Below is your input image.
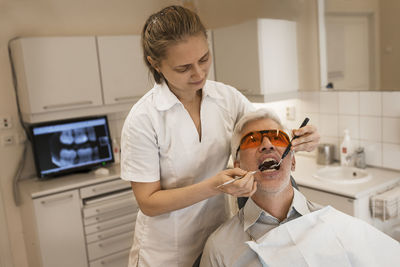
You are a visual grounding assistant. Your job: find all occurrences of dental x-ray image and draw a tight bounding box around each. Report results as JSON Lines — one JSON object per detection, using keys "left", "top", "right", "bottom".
{"left": 30, "top": 116, "right": 114, "bottom": 179}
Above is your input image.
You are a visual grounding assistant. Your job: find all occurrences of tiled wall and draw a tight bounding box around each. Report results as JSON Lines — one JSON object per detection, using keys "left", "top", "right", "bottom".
{"left": 295, "top": 91, "right": 400, "bottom": 170}
{"left": 109, "top": 91, "right": 400, "bottom": 171}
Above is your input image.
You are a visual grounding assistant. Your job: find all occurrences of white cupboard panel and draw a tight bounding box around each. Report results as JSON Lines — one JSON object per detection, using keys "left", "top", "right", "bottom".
{"left": 33, "top": 190, "right": 87, "bottom": 267}
{"left": 10, "top": 37, "right": 103, "bottom": 114}
{"left": 97, "top": 35, "right": 152, "bottom": 105}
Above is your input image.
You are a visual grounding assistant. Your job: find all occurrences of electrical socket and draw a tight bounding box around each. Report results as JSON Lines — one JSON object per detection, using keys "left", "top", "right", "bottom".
{"left": 286, "top": 106, "right": 296, "bottom": 121}
{"left": 0, "top": 115, "right": 12, "bottom": 129}
{"left": 1, "top": 135, "right": 15, "bottom": 146}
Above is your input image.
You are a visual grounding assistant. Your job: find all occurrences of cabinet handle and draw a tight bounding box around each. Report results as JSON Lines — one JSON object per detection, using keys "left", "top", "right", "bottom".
{"left": 41, "top": 194, "right": 73, "bottom": 205}
{"left": 95, "top": 202, "right": 134, "bottom": 214}
{"left": 114, "top": 96, "right": 137, "bottom": 102}
{"left": 98, "top": 232, "right": 132, "bottom": 248}
{"left": 91, "top": 183, "right": 128, "bottom": 194}
{"left": 100, "top": 251, "right": 129, "bottom": 265}
{"left": 43, "top": 100, "right": 93, "bottom": 110}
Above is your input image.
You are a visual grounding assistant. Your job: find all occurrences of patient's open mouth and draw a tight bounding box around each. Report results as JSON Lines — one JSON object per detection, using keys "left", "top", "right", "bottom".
{"left": 258, "top": 158, "right": 280, "bottom": 171}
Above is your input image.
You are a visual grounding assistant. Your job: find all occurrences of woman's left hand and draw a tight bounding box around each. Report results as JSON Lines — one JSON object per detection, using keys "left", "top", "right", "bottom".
{"left": 290, "top": 124, "right": 320, "bottom": 152}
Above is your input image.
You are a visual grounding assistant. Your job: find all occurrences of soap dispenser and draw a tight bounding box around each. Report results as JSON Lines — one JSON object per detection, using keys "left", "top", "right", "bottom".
{"left": 340, "top": 129, "right": 352, "bottom": 166}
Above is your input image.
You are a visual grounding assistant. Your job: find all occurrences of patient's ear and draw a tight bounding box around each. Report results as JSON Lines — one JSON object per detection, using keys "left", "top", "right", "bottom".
{"left": 234, "top": 161, "right": 240, "bottom": 168}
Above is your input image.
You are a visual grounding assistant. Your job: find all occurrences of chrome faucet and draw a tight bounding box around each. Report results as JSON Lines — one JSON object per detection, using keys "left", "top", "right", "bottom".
{"left": 346, "top": 147, "right": 367, "bottom": 169}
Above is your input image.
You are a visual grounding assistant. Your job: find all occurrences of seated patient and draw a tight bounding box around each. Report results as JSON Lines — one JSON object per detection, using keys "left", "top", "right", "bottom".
{"left": 200, "top": 108, "right": 399, "bottom": 267}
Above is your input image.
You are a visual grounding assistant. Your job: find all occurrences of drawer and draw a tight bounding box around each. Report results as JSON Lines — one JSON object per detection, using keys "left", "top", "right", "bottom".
{"left": 85, "top": 212, "right": 137, "bottom": 235}
{"left": 81, "top": 179, "right": 131, "bottom": 199}
{"left": 84, "top": 206, "right": 137, "bottom": 226}
{"left": 83, "top": 192, "right": 136, "bottom": 218}
{"left": 89, "top": 249, "right": 130, "bottom": 267}
{"left": 87, "top": 230, "right": 134, "bottom": 261}
{"left": 86, "top": 221, "right": 135, "bottom": 243}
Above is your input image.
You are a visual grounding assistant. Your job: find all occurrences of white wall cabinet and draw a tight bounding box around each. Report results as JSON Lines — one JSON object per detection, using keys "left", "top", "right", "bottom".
{"left": 213, "top": 19, "right": 299, "bottom": 102}
{"left": 33, "top": 190, "right": 88, "bottom": 267}
{"left": 97, "top": 35, "right": 152, "bottom": 105}
{"left": 10, "top": 36, "right": 148, "bottom": 123}
{"left": 10, "top": 37, "right": 103, "bottom": 116}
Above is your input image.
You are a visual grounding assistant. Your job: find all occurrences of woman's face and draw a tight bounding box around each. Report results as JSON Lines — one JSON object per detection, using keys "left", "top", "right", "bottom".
{"left": 157, "top": 33, "right": 212, "bottom": 95}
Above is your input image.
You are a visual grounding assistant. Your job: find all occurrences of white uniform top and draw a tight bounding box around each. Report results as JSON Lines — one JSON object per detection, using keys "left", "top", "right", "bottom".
{"left": 121, "top": 80, "right": 254, "bottom": 267}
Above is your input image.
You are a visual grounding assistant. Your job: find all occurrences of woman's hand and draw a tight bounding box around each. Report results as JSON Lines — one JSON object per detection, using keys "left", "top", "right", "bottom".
{"left": 212, "top": 168, "right": 257, "bottom": 197}
{"left": 291, "top": 124, "right": 320, "bottom": 152}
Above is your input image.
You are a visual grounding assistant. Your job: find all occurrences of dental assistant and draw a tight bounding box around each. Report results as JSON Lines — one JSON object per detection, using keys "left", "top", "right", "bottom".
{"left": 120, "top": 5, "right": 320, "bottom": 267}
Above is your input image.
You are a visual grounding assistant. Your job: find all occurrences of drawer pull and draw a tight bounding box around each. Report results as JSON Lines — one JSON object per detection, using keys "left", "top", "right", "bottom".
{"left": 114, "top": 96, "right": 137, "bottom": 102}
{"left": 95, "top": 202, "right": 134, "bottom": 214}
{"left": 43, "top": 100, "right": 93, "bottom": 110}
{"left": 100, "top": 251, "right": 129, "bottom": 265}
{"left": 91, "top": 183, "right": 129, "bottom": 194}
{"left": 98, "top": 234, "right": 131, "bottom": 248}
{"left": 41, "top": 194, "right": 73, "bottom": 205}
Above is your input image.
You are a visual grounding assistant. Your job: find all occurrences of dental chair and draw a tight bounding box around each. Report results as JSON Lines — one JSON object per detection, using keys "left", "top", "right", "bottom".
{"left": 192, "top": 176, "right": 299, "bottom": 267}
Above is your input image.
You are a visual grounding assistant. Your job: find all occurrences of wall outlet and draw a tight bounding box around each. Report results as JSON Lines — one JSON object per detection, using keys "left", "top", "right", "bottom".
{"left": 1, "top": 135, "right": 15, "bottom": 146}
{"left": 286, "top": 106, "right": 296, "bottom": 121}
{"left": 0, "top": 115, "right": 12, "bottom": 129}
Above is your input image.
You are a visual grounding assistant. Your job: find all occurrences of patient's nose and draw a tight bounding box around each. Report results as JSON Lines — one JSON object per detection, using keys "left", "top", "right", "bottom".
{"left": 259, "top": 136, "right": 274, "bottom": 152}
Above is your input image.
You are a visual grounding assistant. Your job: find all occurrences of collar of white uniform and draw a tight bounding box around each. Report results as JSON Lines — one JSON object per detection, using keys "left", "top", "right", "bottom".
{"left": 243, "top": 188, "right": 311, "bottom": 232}
{"left": 154, "top": 80, "right": 222, "bottom": 111}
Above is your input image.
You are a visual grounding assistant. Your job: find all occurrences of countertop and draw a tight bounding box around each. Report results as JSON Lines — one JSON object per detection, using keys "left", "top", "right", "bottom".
{"left": 19, "top": 156, "right": 400, "bottom": 200}
{"left": 19, "top": 164, "right": 125, "bottom": 199}
{"left": 294, "top": 155, "right": 400, "bottom": 199}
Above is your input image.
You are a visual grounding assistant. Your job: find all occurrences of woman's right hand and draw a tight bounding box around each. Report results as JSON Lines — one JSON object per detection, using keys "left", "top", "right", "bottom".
{"left": 212, "top": 168, "right": 257, "bottom": 197}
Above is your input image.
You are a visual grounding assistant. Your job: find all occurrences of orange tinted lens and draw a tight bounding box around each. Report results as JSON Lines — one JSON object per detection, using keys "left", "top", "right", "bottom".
{"left": 265, "top": 130, "right": 290, "bottom": 147}
{"left": 239, "top": 132, "right": 263, "bottom": 150}
{"left": 239, "top": 130, "right": 290, "bottom": 150}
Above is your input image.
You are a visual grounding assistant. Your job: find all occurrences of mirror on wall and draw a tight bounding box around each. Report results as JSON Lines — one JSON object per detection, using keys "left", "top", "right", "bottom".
{"left": 318, "top": 0, "right": 400, "bottom": 91}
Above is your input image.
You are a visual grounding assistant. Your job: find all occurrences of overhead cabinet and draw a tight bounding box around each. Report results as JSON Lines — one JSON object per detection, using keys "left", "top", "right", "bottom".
{"left": 213, "top": 19, "right": 299, "bottom": 102}
{"left": 10, "top": 37, "right": 103, "bottom": 117}
{"left": 97, "top": 35, "right": 151, "bottom": 105}
{"left": 10, "top": 36, "right": 152, "bottom": 123}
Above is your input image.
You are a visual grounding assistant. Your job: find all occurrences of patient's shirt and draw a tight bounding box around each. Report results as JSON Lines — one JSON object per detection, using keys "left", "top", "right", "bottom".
{"left": 200, "top": 189, "right": 400, "bottom": 267}
{"left": 200, "top": 188, "right": 320, "bottom": 267}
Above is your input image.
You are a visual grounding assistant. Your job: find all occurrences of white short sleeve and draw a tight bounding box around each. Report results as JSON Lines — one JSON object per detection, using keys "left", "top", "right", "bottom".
{"left": 120, "top": 105, "right": 160, "bottom": 183}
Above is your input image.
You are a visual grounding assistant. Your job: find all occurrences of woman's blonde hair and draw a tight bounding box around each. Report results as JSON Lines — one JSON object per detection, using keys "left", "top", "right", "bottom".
{"left": 141, "top": 5, "right": 207, "bottom": 84}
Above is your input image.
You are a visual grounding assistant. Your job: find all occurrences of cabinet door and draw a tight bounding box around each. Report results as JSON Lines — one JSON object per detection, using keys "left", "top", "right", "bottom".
{"left": 298, "top": 186, "right": 355, "bottom": 216}
{"left": 33, "top": 190, "right": 87, "bottom": 267}
{"left": 97, "top": 35, "right": 152, "bottom": 105}
{"left": 11, "top": 37, "right": 103, "bottom": 113}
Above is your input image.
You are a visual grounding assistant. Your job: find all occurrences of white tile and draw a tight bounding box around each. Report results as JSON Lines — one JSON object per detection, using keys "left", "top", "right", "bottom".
{"left": 382, "top": 143, "right": 400, "bottom": 170}
{"left": 338, "top": 92, "right": 359, "bottom": 115}
{"left": 359, "top": 116, "right": 382, "bottom": 142}
{"left": 382, "top": 117, "right": 400, "bottom": 144}
{"left": 382, "top": 92, "right": 400, "bottom": 117}
{"left": 299, "top": 92, "right": 319, "bottom": 113}
{"left": 359, "top": 92, "right": 381, "bottom": 116}
{"left": 338, "top": 115, "right": 359, "bottom": 139}
{"left": 320, "top": 92, "right": 338, "bottom": 114}
{"left": 320, "top": 114, "right": 338, "bottom": 137}
{"left": 359, "top": 140, "right": 382, "bottom": 167}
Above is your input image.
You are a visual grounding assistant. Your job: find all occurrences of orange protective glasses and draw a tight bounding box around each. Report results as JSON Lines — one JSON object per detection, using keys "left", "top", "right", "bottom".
{"left": 236, "top": 129, "right": 290, "bottom": 156}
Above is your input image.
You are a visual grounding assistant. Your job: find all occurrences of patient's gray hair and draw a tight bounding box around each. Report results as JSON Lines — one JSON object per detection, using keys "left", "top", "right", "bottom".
{"left": 231, "top": 108, "right": 285, "bottom": 162}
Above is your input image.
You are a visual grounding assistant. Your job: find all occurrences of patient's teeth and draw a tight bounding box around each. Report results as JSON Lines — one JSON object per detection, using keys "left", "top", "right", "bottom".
{"left": 74, "top": 128, "right": 88, "bottom": 144}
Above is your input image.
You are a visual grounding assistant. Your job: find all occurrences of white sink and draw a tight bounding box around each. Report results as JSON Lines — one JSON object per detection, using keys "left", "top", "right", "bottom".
{"left": 313, "top": 166, "right": 372, "bottom": 184}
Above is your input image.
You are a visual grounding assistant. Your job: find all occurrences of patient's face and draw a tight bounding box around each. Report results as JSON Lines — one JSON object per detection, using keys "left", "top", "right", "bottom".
{"left": 236, "top": 118, "right": 295, "bottom": 194}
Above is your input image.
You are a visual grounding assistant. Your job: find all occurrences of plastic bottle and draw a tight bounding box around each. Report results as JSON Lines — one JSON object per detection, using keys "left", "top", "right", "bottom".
{"left": 340, "top": 129, "right": 352, "bottom": 166}
{"left": 112, "top": 138, "right": 120, "bottom": 163}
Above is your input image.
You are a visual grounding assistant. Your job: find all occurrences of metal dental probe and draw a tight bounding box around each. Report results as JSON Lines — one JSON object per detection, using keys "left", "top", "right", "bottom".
{"left": 268, "top": 117, "right": 310, "bottom": 170}
{"left": 216, "top": 170, "right": 257, "bottom": 188}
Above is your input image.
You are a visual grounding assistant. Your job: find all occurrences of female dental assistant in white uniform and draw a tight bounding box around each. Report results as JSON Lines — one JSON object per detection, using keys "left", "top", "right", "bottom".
{"left": 120, "top": 5, "right": 320, "bottom": 267}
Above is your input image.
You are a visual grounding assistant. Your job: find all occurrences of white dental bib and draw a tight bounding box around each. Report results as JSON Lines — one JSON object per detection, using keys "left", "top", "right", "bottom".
{"left": 246, "top": 206, "right": 400, "bottom": 267}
